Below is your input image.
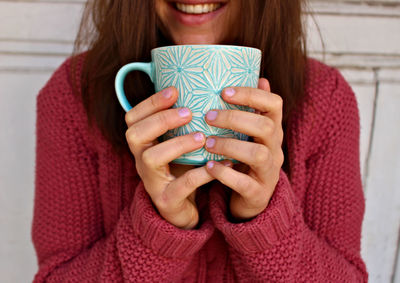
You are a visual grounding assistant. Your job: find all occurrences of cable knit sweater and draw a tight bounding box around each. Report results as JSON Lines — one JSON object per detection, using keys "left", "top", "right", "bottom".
{"left": 32, "top": 56, "right": 368, "bottom": 282}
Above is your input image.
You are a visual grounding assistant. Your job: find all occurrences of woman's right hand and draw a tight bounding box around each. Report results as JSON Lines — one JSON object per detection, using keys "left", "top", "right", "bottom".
{"left": 125, "top": 87, "right": 214, "bottom": 230}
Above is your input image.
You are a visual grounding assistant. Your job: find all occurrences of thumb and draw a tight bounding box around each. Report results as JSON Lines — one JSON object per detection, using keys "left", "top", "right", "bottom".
{"left": 258, "top": 78, "right": 271, "bottom": 92}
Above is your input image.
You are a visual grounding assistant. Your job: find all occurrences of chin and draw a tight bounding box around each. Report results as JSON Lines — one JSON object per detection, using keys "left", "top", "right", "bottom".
{"left": 172, "top": 34, "right": 220, "bottom": 45}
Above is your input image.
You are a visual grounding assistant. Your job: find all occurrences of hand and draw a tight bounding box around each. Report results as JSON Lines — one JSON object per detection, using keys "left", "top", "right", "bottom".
{"left": 204, "top": 79, "right": 284, "bottom": 221}
{"left": 125, "top": 87, "right": 216, "bottom": 229}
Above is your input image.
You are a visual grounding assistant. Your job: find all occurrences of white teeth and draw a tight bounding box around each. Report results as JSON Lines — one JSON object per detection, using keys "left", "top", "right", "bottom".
{"left": 193, "top": 5, "right": 202, "bottom": 13}
{"left": 175, "top": 3, "right": 222, "bottom": 14}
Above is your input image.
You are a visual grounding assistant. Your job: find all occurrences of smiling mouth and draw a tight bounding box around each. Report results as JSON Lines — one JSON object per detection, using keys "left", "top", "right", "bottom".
{"left": 174, "top": 3, "right": 223, "bottom": 14}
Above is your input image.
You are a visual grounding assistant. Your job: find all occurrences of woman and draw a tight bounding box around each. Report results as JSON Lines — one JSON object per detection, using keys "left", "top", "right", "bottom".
{"left": 32, "top": 0, "right": 368, "bottom": 282}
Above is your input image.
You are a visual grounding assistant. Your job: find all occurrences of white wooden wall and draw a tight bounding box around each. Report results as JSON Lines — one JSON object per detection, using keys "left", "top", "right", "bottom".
{"left": 0, "top": 0, "right": 399, "bottom": 282}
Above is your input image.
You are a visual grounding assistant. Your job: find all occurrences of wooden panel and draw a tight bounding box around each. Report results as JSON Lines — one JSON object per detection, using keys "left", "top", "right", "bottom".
{"left": 350, "top": 83, "right": 376, "bottom": 183}
{"left": 361, "top": 82, "right": 400, "bottom": 283}
{"left": 394, "top": 244, "right": 400, "bottom": 283}
{"left": 0, "top": 54, "right": 66, "bottom": 72}
{"left": 0, "top": 2, "right": 83, "bottom": 41}
{"left": 309, "top": 0, "right": 400, "bottom": 17}
{"left": 0, "top": 72, "right": 53, "bottom": 283}
{"left": 0, "top": 39, "right": 73, "bottom": 55}
{"left": 307, "top": 14, "right": 400, "bottom": 55}
{"left": 0, "top": 0, "right": 399, "bottom": 282}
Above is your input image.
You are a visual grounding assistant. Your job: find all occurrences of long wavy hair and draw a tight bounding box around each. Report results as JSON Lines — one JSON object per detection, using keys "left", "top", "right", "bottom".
{"left": 72, "top": 0, "right": 307, "bottom": 158}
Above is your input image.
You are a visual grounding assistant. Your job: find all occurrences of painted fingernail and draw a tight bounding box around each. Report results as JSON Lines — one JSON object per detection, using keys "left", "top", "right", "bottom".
{"left": 206, "top": 137, "right": 216, "bottom": 148}
{"left": 206, "top": 110, "right": 218, "bottom": 121}
{"left": 193, "top": 132, "right": 204, "bottom": 142}
{"left": 224, "top": 88, "right": 236, "bottom": 97}
{"left": 162, "top": 87, "right": 173, "bottom": 99}
{"left": 207, "top": 161, "right": 215, "bottom": 169}
{"left": 178, "top": 108, "right": 190, "bottom": 118}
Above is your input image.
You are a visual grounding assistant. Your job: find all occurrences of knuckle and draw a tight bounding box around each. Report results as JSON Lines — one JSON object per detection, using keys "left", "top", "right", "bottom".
{"left": 243, "top": 185, "right": 259, "bottom": 201}
{"left": 141, "top": 149, "right": 156, "bottom": 167}
{"left": 156, "top": 111, "right": 171, "bottom": 130}
{"left": 273, "top": 94, "right": 283, "bottom": 110}
{"left": 252, "top": 145, "right": 270, "bottom": 166}
{"left": 276, "top": 150, "right": 285, "bottom": 167}
{"left": 235, "top": 177, "right": 251, "bottom": 194}
{"left": 225, "top": 138, "right": 241, "bottom": 155}
{"left": 175, "top": 136, "right": 187, "bottom": 153}
{"left": 183, "top": 170, "right": 198, "bottom": 189}
{"left": 126, "top": 126, "right": 139, "bottom": 145}
{"left": 249, "top": 91, "right": 258, "bottom": 105}
{"left": 278, "top": 128, "right": 284, "bottom": 145}
{"left": 150, "top": 94, "right": 160, "bottom": 110}
{"left": 226, "top": 110, "right": 237, "bottom": 127}
{"left": 257, "top": 116, "right": 273, "bottom": 136}
{"left": 135, "top": 163, "right": 145, "bottom": 178}
{"left": 125, "top": 111, "right": 134, "bottom": 126}
{"left": 224, "top": 138, "right": 236, "bottom": 152}
{"left": 244, "top": 87, "right": 253, "bottom": 98}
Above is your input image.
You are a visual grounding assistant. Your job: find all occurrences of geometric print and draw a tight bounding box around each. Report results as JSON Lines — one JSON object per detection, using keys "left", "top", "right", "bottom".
{"left": 153, "top": 45, "right": 261, "bottom": 165}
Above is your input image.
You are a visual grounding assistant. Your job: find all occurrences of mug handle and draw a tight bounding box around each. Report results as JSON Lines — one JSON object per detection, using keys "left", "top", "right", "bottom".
{"left": 115, "top": 62, "right": 154, "bottom": 112}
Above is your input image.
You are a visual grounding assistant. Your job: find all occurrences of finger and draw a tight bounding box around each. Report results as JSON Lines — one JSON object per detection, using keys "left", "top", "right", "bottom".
{"left": 126, "top": 107, "right": 192, "bottom": 155}
{"left": 258, "top": 78, "right": 270, "bottom": 92}
{"left": 205, "top": 137, "right": 278, "bottom": 176}
{"left": 162, "top": 166, "right": 215, "bottom": 206}
{"left": 125, "top": 87, "right": 178, "bottom": 127}
{"left": 205, "top": 109, "right": 278, "bottom": 144}
{"left": 221, "top": 87, "right": 283, "bottom": 123}
{"left": 142, "top": 132, "right": 206, "bottom": 169}
{"left": 206, "top": 161, "right": 260, "bottom": 200}
{"left": 255, "top": 78, "right": 270, "bottom": 115}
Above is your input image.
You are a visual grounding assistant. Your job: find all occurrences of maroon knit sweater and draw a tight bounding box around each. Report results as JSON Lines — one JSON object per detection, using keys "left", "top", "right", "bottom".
{"left": 32, "top": 57, "right": 368, "bottom": 282}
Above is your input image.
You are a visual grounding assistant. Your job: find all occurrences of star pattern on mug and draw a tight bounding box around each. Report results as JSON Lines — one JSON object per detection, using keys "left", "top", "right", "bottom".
{"left": 156, "top": 45, "right": 260, "bottom": 164}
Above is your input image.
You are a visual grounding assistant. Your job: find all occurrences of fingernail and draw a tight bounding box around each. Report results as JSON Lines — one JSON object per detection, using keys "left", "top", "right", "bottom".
{"left": 206, "top": 110, "right": 218, "bottom": 121}
{"left": 206, "top": 137, "right": 216, "bottom": 148}
{"left": 178, "top": 108, "right": 190, "bottom": 118}
{"left": 207, "top": 161, "right": 215, "bottom": 169}
{"left": 224, "top": 88, "right": 236, "bottom": 97}
{"left": 162, "top": 87, "right": 173, "bottom": 99}
{"left": 193, "top": 132, "right": 204, "bottom": 142}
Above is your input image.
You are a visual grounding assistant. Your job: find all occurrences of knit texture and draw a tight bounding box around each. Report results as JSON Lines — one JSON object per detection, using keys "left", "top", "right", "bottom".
{"left": 32, "top": 56, "right": 368, "bottom": 282}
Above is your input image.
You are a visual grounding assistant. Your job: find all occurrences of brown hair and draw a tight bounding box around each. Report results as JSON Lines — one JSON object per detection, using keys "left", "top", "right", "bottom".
{"left": 73, "top": 0, "right": 307, "bottom": 157}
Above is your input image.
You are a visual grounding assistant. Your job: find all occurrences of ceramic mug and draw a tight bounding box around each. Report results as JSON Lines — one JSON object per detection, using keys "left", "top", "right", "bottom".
{"left": 115, "top": 44, "right": 261, "bottom": 165}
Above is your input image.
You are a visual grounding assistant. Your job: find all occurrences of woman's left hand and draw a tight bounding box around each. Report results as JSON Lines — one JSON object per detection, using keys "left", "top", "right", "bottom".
{"left": 205, "top": 78, "right": 284, "bottom": 221}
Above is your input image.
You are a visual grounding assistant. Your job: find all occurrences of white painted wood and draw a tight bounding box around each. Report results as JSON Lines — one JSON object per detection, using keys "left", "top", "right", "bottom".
{"left": 340, "top": 69, "right": 375, "bottom": 85}
{"left": 0, "top": 2, "right": 399, "bottom": 58}
{"left": 394, "top": 245, "right": 400, "bottom": 283}
{"left": 361, "top": 82, "right": 400, "bottom": 283}
{"left": 308, "top": 1, "right": 400, "bottom": 17}
{"left": 0, "top": 39, "right": 73, "bottom": 55}
{"left": 309, "top": 52, "right": 400, "bottom": 69}
{"left": 0, "top": 72, "right": 53, "bottom": 283}
{"left": 0, "top": 54, "right": 67, "bottom": 71}
{"left": 307, "top": 14, "right": 400, "bottom": 54}
{"left": 351, "top": 83, "right": 376, "bottom": 183}
{"left": 311, "top": 0, "right": 400, "bottom": 3}
{"left": 0, "top": 2, "right": 83, "bottom": 41}
{"left": 379, "top": 69, "right": 400, "bottom": 83}
{"left": 0, "top": 0, "right": 399, "bottom": 282}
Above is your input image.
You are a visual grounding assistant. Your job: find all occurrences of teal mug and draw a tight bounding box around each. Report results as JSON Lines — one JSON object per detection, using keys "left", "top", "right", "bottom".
{"left": 115, "top": 45, "right": 261, "bottom": 165}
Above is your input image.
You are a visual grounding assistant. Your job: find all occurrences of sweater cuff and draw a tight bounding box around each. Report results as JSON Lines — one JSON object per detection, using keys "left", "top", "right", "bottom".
{"left": 130, "top": 181, "right": 214, "bottom": 258}
{"left": 209, "top": 170, "right": 297, "bottom": 254}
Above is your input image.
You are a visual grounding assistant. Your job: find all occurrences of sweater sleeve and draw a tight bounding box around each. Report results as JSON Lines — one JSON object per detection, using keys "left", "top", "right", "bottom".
{"left": 32, "top": 59, "right": 214, "bottom": 282}
{"left": 209, "top": 69, "right": 368, "bottom": 282}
